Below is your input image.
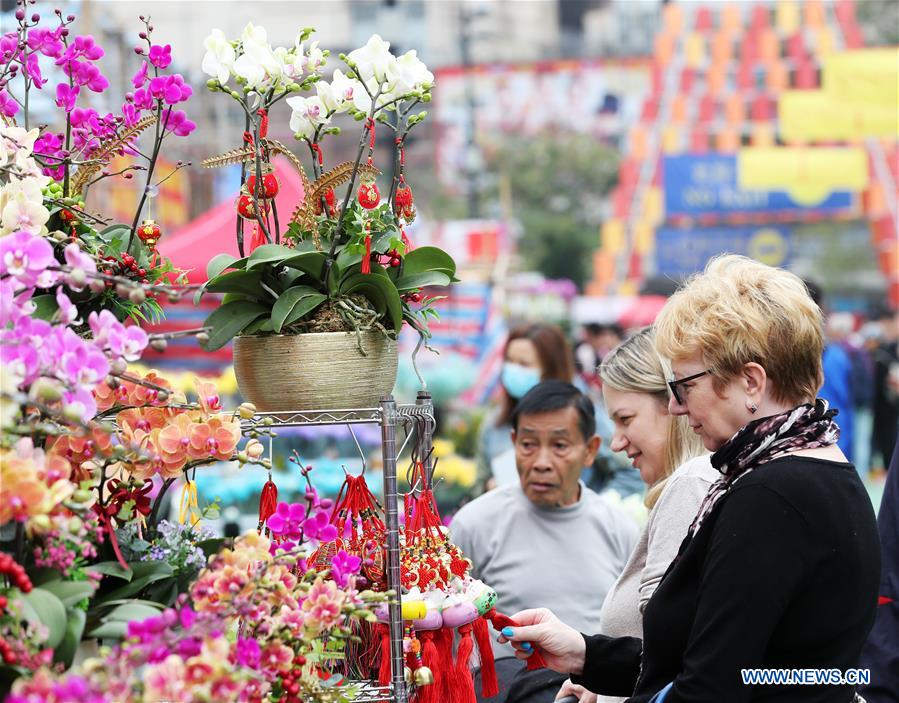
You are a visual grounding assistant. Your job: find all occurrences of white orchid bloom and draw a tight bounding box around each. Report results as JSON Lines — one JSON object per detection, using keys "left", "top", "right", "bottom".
{"left": 286, "top": 95, "right": 330, "bottom": 138}
{"left": 1, "top": 189, "right": 50, "bottom": 236}
{"left": 315, "top": 81, "right": 340, "bottom": 114}
{"left": 347, "top": 34, "right": 397, "bottom": 85}
{"left": 274, "top": 46, "right": 306, "bottom": 83}
{"left": 305, "top": 40, "right": 326, "bottom": 75}
{"left": 390, "top": 50, "right": 434, "bottom": 97}
{"left": 201, "top": 29, "right": 235, "bottom": 85}
{"left": 330, "top": 69, "right": 360, "bottom": 110}
{"left": 234, "top": 22, "right": 281, "bottom": 90}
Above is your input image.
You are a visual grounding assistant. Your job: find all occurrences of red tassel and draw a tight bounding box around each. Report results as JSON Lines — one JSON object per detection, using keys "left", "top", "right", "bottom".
{"left": 473, "top": 616, "right": 499, "bottom": 698}
{"left": 361, "top": 232, "right": 372, "bottom": 274}
{"left": 257, "top": 479, "right": 278, "bottom": 533}
{"left": 435, "top": 627, "right": 456, "bottom": 703}
{"left": 485, "top": 609, "right": 547, "bottom": 670}
{"left": 417, "top": 631, "right": 441, "bottom": 703}
{"left": 248, "top": 224, "right": 265, "bottom": 254}
{"left": 401, "top": 227, "right": 413, "bottom": 252}
{"left": 453, "top": 623, "right": 477, "bottom": 703}
{"left": 377, "top": 623, "right": 392, "bottom": 686}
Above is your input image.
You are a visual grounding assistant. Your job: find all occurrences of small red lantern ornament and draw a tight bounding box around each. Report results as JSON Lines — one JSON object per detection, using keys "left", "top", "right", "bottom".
{"left": 59, "top": 209, "right": 78, "bottom": 224}
{"left": 236, "top": 190, "right": 267, "bottom": 220}
{"left": 395, "top": 182, "right": 415, "bottom": 221}
{"left": 357, "top": 180, "right": 380, "bottom": 209}
{"left": 246, "top": 168, "right": 280, "bottom": 199}
{"left": 137, "top": 219, "right": 162, "bottom": 249}
{"left": 314, "top": 188, "right": 337, "bottom": 217}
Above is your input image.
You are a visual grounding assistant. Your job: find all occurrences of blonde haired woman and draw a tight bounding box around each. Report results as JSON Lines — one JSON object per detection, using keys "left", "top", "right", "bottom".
{"left": 502, "top": 256, "right": 879, "bottom": 703}
{"left": 557, "top": 327, "right": 716, "bottom": 703}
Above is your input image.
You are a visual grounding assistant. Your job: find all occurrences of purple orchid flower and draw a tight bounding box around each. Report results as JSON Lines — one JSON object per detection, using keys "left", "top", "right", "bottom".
{"left": 148, "top": 44, "right": 172, "bottom": 69}
{"left": 0, "top": 91, "right": 18, "bottom": 118}
{"left": 165, "top": 109, "right": 196, "bottom": 137}
{"left": 0, "top": 231, "right": 55, "bottom": 287}
{"left": 132, "top": 60, "right": 149, "bottom": 89}
{"left": 55, "top": 82, "right": 79, "bottom": 111}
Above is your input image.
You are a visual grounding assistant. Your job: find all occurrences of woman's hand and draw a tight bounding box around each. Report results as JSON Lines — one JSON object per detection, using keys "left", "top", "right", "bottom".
{"left": 496, "top": 607, "right": 587, "bottom": 674}
{"left": 556, "top": 679, "right": 597, "bottom": 702}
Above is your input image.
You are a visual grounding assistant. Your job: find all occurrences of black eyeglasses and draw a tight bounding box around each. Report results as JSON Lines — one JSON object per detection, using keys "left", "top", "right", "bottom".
{"left": 668, "top": 369, "right": 712, "bottom": 405}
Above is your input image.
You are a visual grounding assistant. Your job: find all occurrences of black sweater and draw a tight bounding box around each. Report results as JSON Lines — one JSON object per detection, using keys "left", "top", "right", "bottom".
{"left": 571, "top": 456, "right": 881, "bottom": 702}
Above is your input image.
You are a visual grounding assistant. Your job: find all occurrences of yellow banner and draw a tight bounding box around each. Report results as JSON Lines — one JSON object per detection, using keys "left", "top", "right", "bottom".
{"left": 780, "top": 90, "right": 899, "bottom": 141}
{"left": 824, "top": 48, "right": 899, "bottom": 109}
{"left": 779, "top": 49, "right": 899, "bottom": 141}
{"left": 737, "top": 147, "right": 869, "bottom": 205}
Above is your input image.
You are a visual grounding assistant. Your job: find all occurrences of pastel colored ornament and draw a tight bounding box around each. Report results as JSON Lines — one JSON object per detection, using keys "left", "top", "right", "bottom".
{"left": 413, "top": 589, "right": 445, "bottom": 631}
{"left": 467, "top": 579, "right": 497, "bottom": 616}
{"left": 440, "top": 593, "right": 478, "bottom": 628}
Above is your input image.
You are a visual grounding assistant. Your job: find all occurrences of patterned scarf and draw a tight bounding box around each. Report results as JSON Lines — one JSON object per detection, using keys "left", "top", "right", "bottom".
{"left": 687, "top": 398, "right": 840, "bottom": 538}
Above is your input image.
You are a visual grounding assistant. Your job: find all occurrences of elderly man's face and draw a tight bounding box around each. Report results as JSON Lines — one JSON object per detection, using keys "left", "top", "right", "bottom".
{"left": 512, "top": 405, "right": 600, "bottom": 507}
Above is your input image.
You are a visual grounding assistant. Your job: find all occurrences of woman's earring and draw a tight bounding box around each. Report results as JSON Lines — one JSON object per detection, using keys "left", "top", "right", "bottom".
{"left": 749, "top": 403, "right": 758, "bottom": 414}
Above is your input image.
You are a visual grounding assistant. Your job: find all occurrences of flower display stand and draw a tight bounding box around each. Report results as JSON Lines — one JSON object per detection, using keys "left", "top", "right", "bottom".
{"left": 240, "top": 391, "right": 437, "bottom": 703}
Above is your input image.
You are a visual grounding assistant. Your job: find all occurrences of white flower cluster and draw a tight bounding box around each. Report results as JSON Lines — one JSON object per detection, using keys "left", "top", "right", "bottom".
{"left": 0, "top": 127, "right": 51, "bottom": 237}
{"left": 201, "top": 27, "right": 434, "bottom": 140}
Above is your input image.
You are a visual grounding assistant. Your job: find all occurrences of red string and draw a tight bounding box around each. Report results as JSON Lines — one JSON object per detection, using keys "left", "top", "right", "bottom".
{"left": 243, "top": 131, "right": 254, "bottom": 146}
{"left": 258, "top": 108, "right": 269, "bottom": 138}
{"left": 473, "top": 616, "right": 499, "bottom": 698}
{"left": 311, "top": 142, "right": 324, "bottom": 166}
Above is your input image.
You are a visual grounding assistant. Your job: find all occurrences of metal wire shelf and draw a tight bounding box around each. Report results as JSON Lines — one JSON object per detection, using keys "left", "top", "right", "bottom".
{"left": 244, "top": 392, "right": 436, "bottom": 703}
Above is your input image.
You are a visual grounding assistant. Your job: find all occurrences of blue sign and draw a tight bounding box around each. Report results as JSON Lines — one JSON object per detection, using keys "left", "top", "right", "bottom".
{"left": 654, "top": 225, "right": 792, "bottom": 277}
{"left": 663, "top": 155, "right": 854, "bottom": 218}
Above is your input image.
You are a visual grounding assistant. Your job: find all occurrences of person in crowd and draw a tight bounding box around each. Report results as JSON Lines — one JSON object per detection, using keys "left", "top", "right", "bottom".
{"left": 476, "top": 323, "right": 576, "bottom": 493}
{"left": 454, "top": 381, "right": 639, "bottom": 701}
{"left": 872, "top": 306, "right": 899, "bottom": 471}
{"left": 556, "top": 327, "right": 715, "bottom": 703}
{"left": 498, "top": 256, "right": 880, "bottom": 703}
{"left": 860, "top": 443, "right": 899, "bottom": 703}
{"left": 807, "top": 282, "right": 855, "bottom": 462}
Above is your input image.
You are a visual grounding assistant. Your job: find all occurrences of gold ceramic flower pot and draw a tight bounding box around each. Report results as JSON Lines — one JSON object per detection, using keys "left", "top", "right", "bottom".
{"left": 233, "top": 332, "right": 398, "bottom": 412}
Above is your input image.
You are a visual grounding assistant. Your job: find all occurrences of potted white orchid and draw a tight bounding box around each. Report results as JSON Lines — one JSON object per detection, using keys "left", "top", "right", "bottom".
{"left": 196, "top": 25, "right": 455, "bottom": 412}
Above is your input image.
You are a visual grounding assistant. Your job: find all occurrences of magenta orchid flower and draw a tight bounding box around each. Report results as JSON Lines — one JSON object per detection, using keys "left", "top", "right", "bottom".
{"left": 0, "top": 231, "right": 55, "bottom": 287}
{"left": 55, "top": 289, "right": 80, "bottom": 325}
{"left": 165, "top": 109, "right": 196, "bottom": 137}
{"left": 27, "top": 28, "right": 64, "bottom": 59}
{"left": 0, "top": 91, "right": 18, "bottom": 118}
{"left": 148, "top": 44, "right": 172, "bottom": 69}
{"left": 55, "top": 83, "right": 79, "bottom": 112}
{"left": 132, "top": 61, "right": 149, "bottom": 89}
{"left": 149, "top": 74, "right": 192, "bottom": 105}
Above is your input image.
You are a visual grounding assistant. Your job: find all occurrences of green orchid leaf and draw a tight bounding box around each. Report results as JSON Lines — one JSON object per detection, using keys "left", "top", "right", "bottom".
{"left": 271, "top": 287, "right": 326, "bottom": 332}
{"left": 204, "top": 269, "right": 268, "bottom": 299}
{"left": 87, "top": 561, "right": 133, "bottom": 581}
{"left": 22, "top": 587, "right": 67, "bottom": 650}
{"left": 40, "top": 579, "right": 98, "bottom": 607}
{"left": 86, "top": 620, "right": 128, "bottom": 640}
{"left": 401, "top": 246, "right": 456, "bottom": 277}
{"left": 30, "top": 294, "right": 58, "bottom": 321}
{"left": 246, "top": 244, "right": 302, "bottom": 269}
{"left": 53, "top": 607, "right": 86, "bottom": 668}
{"left": 206, "top": 253, "right": 241, "bottom": 279}
{"left": 341, "top": 273, "right": 403, "bottom": 334}
{"left": 394, "top": 271, "right": 452, "bottom": 291}
{"left": 201, "top": 300, "right": 269, "bottom": 351}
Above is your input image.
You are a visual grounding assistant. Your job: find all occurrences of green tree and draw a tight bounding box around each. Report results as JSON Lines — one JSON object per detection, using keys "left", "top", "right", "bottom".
{"left": 486, "top": 132, "right": 620, "bottom": 288}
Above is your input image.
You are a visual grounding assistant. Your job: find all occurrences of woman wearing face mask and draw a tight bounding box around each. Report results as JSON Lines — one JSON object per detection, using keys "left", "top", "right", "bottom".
{"left": 476, "top": 323, "right": 575, "bottom": 493}
{"left": 557, "top": 327, "right": 716, "bottom": 703}
{"left": 499, "top": 256, "right": 880, "bottom": 703}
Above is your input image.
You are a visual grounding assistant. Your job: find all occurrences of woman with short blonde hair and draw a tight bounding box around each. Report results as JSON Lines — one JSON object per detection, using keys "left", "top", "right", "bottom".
{"left": 501, "top": 256, "right": 880, "bottom": 703}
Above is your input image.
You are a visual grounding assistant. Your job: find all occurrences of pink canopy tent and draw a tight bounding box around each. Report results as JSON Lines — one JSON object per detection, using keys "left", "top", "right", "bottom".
{"left": 157, "top": 156, "right": 307, "bottom": 284}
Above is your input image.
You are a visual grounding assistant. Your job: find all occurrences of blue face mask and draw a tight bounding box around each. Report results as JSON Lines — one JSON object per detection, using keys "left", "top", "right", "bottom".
{"left": 501, "top": 362, "right": 541, "bottom": 399}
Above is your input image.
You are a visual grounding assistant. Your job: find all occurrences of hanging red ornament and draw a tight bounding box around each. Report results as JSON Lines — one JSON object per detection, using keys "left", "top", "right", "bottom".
{"left": 59, "top": 209, "right": 78, "bottom": 225}
{"left": 237, "top": 189, "right": 268, "bottom": 220}
{"left": 357, "top": 180, "right": 380, "bottom": 209}
{"left": 137, "top": 219, "right": 162, "bottom": 249}
{"left": 395, "top": 181, "right": 415, "bottom": 221}
{"left": 314, "top": 187, "right": 336, "bottom": 216}
{"left": 361, "top": 224, "right": 373, "bottom": 275}
{"left": 246, "top": 168, "right": 280, "bottom": 199}
{"left": 257, "top": 475, "right": 278, "bottom": 535}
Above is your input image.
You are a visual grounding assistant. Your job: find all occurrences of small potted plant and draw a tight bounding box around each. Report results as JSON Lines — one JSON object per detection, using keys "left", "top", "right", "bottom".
{"left": 197, "top": 26, "right": 456, "bottom": 411}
